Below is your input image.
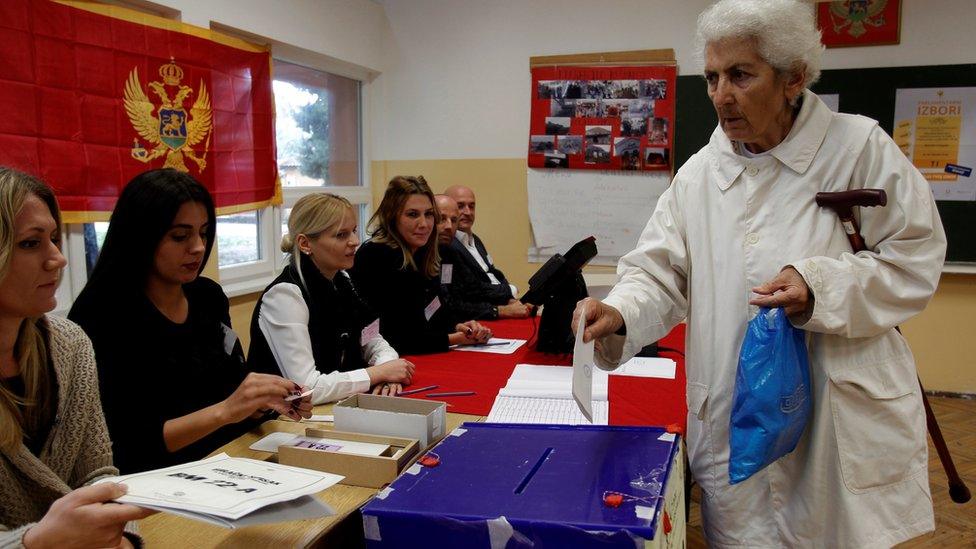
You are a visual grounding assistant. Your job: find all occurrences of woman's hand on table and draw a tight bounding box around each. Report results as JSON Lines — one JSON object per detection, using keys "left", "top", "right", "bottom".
{"left": 371, "top": 382, "right": 403, "bottom": 396}
{"left": 367, "top": 359, "right": 415, "bottom": 386}
{"left": 451, "top": 320, "right": 492, "bottom": 345}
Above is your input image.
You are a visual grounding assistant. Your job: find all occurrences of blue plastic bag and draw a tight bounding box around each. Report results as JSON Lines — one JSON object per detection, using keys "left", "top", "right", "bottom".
{"left": 729, "top": 307, "right": 812, "bottom": 484}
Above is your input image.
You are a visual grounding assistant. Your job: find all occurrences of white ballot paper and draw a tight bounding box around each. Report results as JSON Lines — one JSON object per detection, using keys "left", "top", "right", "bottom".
{"left": 249, "top": 432, "right": 390, "bottom": 456}
{"left": 451, "top": 338, "right": 527, "bottom": 354}
{"left": 96, "top": 453, "right": 342, "bottom": 528}
{"left": 572, "top": 304, "right": 596, "bottom": 423}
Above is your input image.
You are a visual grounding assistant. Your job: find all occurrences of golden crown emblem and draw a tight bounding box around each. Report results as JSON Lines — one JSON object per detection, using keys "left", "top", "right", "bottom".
{"left": 159, "top": 57, "right": 184, "bottom": 86}
{"left": 124, "top": 58, "right": 212, "bottom": 173}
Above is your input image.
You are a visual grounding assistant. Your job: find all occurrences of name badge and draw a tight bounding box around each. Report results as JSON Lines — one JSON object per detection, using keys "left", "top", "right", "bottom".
{"left": 424, "top": 296, "right": 441, "bottom": 321}
{"left": 220, "top": 323, "right": 239, "bottom": 356}
{"left": 361, "top": 319, "right": 381, "bottom": 343}
{"left": 441, "top": 264, "right": 453, "bottom": 284}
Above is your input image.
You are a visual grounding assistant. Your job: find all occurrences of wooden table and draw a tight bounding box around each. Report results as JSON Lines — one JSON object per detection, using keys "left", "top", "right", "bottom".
{"left": 139, "top": 404, "right": 482, "bottom": 548}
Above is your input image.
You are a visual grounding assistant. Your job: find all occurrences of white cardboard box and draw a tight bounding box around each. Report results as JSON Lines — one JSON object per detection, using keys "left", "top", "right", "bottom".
{"left": 334, "top": 394, "right": 447, "bottom": 449}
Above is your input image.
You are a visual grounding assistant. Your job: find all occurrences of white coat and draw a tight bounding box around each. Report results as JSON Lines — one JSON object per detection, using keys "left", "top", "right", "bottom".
{"left": 597, "top": 90, "right": 946, "bottom": 548}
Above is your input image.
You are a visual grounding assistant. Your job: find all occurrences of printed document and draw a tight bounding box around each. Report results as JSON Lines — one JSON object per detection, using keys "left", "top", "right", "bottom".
{"left": 96, "top": 453, "right": 342, "bottom": 528}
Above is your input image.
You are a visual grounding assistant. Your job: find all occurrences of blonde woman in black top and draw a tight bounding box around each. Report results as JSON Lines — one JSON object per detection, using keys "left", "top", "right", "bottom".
{"left": 249, "top": 193, "right": 415, "bottom": 399}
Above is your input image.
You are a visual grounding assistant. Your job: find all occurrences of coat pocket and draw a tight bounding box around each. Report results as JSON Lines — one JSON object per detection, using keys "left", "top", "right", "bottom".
{"left": 828, "top": 357, "right": 927, "bottom": 493}
{"left": 687, "top": 382, "right": 709, "bottom": 420}
{"left": 686, "top": 382, "right": 717, "bottom": 493}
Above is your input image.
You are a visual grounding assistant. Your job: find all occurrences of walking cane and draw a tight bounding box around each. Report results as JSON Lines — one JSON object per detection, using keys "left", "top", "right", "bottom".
{"left": 816, "top": 189, "right": 971, "bottom": 504}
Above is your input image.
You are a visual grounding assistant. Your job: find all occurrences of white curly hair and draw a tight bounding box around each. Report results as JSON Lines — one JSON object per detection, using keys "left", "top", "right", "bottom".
{"left": 696, "top": 0, "right": 824, "bottom": 88}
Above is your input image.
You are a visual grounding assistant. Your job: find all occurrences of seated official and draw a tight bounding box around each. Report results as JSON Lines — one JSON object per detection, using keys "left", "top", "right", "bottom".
{"left": 69, "top": 169, "right": 311, "bottom": 474}
{"left": 0, "top": 167, "right": 153, "bottom": 548}
{"left": 444, "top": 185, "right": 521, "bottom": 300}
{"left": 350, "top": 176, "right": 491, "bottom": 355}
{"left": 249, "top": 193, "right": 416, "bottom": 400}
{"left": 434, "top": 194, "right": 531, "bottom": 320}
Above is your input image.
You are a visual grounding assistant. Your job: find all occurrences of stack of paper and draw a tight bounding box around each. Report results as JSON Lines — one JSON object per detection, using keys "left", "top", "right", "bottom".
{"left": 486, "top": 357, "right": 676, "bottom": 426}
{"left": 96, "top": 453, "right": 343, "bottom": 528}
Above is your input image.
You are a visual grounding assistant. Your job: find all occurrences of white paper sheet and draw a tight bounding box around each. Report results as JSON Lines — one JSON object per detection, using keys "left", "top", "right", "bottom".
{"left": 451, "top": 338, "right": 527, "bottom": 355}
{"left": 97, "top": 454, "right": 342, "bottom": 525}
{"left": 616, "top": 356, "right": 677, "bottom": 379}
{"left": 526, "top": 169, "right": 669, "bottom": 256}
{"left": 572, "top": 305, "right": 596, "bottom": 423}
{"left": 139, "top": 495, "right": 333, "bottom": 529}
{"left": 497, "top": 364, "right": 609, "bottom": 401}
{"left": 486, "top": 395, "right": 609, "bottom": 425}
{"left": 250, "top": 432, "right": 389, "bottom": 456}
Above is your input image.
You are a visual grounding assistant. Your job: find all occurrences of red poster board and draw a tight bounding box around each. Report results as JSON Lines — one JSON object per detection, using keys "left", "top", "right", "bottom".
{"left": 528, "top": 65, "right": 676, "bottom": 171}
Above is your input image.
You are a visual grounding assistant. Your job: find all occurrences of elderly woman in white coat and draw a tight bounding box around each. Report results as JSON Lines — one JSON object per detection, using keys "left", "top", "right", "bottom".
{"left": 574, "top": 0, "right": 945, "bottom": 547}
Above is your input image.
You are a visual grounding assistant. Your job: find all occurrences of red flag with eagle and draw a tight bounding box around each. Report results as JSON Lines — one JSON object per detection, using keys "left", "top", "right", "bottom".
{"left": 0, "top": 0, "right": 279, "bottom": 222}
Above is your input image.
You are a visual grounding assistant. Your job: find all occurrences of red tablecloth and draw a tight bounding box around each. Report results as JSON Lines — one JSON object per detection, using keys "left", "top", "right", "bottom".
{"left": 402, "top": 318, "right": 686, "bottom": 417}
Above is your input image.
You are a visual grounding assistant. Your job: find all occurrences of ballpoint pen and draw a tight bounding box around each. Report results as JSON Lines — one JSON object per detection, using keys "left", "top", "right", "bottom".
{"left": 426, "top": 391, "right": 476, "bottom": 397}
{"left": 397, "top": 384, "right": 439, "bottom": 397}
{"left": 469, "top": 341, "right": 509, "bottom": 347}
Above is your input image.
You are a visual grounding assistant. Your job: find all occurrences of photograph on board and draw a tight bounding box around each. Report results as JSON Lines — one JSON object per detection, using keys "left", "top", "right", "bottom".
{"left": 557, "top": 135, "right": 583, "bottom": 155}
{"left": 529, "top": 135, "right": 555, "bottom": 154}
{"left": 545, "top": 117, "right": 571, "bottom": 135}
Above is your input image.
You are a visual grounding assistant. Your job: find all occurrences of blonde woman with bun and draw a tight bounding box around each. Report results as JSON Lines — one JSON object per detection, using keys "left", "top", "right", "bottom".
{"left": 248, "top": 193, "right": 415, "bottom": 401}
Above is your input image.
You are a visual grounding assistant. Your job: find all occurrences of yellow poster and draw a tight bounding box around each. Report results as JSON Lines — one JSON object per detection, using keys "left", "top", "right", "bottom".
{"left": 895, "top": 87, "right": 976, "bottom": 201}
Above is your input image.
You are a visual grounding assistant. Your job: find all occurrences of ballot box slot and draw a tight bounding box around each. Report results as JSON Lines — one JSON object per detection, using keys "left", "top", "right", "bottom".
{"left": 514, "top": 447, "right": 554, "bottom": 495}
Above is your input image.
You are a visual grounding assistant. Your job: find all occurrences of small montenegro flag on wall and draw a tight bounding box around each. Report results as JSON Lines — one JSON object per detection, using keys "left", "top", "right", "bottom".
{"left": 0, "top": 0, "right": 279, "bottom": 222}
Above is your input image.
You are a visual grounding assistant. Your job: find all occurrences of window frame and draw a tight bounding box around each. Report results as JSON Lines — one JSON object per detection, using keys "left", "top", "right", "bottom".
{"left": 218, "top": 51, "right": 371, "bottom": 298}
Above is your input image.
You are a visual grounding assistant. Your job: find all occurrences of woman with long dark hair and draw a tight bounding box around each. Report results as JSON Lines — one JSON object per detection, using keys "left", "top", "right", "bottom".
{"left": 350, "top": 176, "right": 491, "bottom": 356}
{"left": 69, "top": 168, "right": 311, "bottom": 474}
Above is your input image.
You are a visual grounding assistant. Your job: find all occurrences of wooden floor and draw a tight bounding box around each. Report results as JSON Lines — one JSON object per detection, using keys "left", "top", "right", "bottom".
{"left": 685, "top": 395, "right": 976, "bottom": 548}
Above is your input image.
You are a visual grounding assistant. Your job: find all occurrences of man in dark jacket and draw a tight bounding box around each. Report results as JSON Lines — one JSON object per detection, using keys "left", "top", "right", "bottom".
{"left": 435, "top": 193, "right": 531, "bottom": 320}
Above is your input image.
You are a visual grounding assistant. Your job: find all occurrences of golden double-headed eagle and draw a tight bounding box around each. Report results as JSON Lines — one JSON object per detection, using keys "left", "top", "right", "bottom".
{"left": 125, "top": 58, "right": 212, "bottom": 173}
{"left": 828, "top": 0, "right": 888, "bottom": 39}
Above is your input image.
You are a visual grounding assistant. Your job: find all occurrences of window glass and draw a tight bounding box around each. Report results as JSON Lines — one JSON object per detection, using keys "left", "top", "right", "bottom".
{"left": 216, "top": 211, "right": 261, "bottom": 266}
{"left": 274, "top": 60, "right": 361, "bottom": 187}
{"left": 82, "top": 222, "right": 110, "bottom": 275}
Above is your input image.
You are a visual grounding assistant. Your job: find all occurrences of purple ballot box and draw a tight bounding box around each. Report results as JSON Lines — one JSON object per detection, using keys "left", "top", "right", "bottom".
{"left": 362, "top": 423, "right": 684, "bottom": 548}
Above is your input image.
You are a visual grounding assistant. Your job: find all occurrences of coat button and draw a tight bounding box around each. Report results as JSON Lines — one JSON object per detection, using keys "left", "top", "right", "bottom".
{"left": 746, "top": 165, "right": 759, "bottom": 176}
{"left": 746, "top": 233, "right": 759, "bottom": 245}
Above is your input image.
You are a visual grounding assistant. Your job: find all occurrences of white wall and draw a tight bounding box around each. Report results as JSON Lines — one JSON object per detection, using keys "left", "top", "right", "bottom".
{"left": 145, "top": 0, "right": 390, "bottom": 74}
{"left": 372, "top": 0, "right": 976, "bottom": 161}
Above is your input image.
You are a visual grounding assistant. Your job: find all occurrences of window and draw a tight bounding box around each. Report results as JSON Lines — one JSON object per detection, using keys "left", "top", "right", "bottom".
{"left": 59, "top": 52, "right": 370, "bottom": 306}
{"left": 217, "top": 57, "right": 370, "bottom": 296}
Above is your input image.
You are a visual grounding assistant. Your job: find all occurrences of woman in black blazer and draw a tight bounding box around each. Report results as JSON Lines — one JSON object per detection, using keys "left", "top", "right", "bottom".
{"left": 350, "top": 176, "right": 490, "bottom": 356}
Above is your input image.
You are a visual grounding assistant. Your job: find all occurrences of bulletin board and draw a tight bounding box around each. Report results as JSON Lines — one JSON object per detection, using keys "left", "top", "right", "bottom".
{"left": 526, "top": 50, "right": 676, "bottom": 264}
{"left": 674, "top": 64, "right": 976, "bottom": 264}
{"left": 528, "top": 61, "right": 677, "bottom": 171}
